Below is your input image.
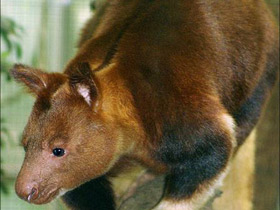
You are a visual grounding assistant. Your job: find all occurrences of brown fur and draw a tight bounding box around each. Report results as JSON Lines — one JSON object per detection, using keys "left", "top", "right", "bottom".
{"left": 11, "top": 0, "right": 278, "bottom": 209}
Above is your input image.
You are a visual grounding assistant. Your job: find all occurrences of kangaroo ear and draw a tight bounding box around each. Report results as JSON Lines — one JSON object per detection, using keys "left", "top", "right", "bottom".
{"left": 10, "top": 64, "right": 48, "bottom": 96}
{"left": 68, "top": 62, "right": 99, "bottom": 106}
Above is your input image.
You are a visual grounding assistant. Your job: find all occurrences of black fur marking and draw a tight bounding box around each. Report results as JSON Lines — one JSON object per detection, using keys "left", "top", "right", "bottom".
{"left": 62, "top": 176, "right": 115, "bottom": 210}
{"left": 156, "top": 121, "right": 230, "bottom": 199}
{"left": 233, "top": 81, "right": 267, "bottom": 145}
{"left": 233, "top": 47, "right": 279, "bottom": 145}
{"left": 36, "top": 96, "right": 51, "bottom": 111}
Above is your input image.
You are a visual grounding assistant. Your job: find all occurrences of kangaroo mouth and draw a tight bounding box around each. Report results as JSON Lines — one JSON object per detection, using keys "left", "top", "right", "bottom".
{"left": 27, "top": 187, "right": 60, "bottom": 205}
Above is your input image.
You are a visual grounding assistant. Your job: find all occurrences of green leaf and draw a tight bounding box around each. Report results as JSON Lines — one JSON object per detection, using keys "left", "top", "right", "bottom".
{"left": 14, "top": 42, "right": 22, "bottom": 59}
{"left": 0, "top": 169, "right": 9, "bottom": 194}
{"left": 1, "top": 51, "right": 10, "bottom": 60}
{"left": 90, "top": 0, "right": 96, "bottom": 11}
{"left": 1, "top": 32, "right": 12, "bottom": 51}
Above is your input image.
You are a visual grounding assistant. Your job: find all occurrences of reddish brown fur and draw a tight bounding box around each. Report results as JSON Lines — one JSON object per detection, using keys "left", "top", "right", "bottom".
{"left": 12, "top": 0, "right": 278, "bottom": 209}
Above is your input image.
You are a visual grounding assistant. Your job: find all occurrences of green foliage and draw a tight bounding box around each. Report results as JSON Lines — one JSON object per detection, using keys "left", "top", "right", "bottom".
{"left": 1, "top": 16, "right": 23, "bottom": 80}
{"left": 90, "top": 0, "right": 97, "bottom": 11}
{"left": 1, "top": 118, "right": 10, "bottom": 194}
{"left": 1, "top": 16, "right": 23, "bottom": 194}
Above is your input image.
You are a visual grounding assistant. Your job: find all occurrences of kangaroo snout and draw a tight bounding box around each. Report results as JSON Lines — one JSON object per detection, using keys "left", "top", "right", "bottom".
{"left": 15, "top": 178, "right": 39, "bottom": 203}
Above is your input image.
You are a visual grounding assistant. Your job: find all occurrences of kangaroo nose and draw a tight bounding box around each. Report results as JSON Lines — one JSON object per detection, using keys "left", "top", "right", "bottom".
{"left": 27, "top": 187, "right": 38, "bottom": 202}
{"left": 15, "top": 180, "right": 39, "bottom": 202}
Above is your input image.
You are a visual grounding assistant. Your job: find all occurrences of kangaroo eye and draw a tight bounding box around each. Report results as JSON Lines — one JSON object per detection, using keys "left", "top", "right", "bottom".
{"left": 52, "top": 148, "right": 65, "bottom": 157}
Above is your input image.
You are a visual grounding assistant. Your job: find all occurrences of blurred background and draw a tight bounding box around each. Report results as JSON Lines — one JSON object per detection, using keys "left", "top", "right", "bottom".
{"left": 0, "top": 0, "right": 279, "bottom": 210}
{"left": 1, "top": 0, "right": 93, "bottom": 209}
